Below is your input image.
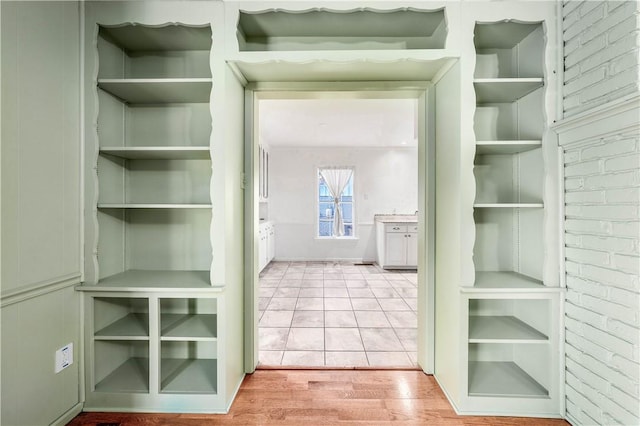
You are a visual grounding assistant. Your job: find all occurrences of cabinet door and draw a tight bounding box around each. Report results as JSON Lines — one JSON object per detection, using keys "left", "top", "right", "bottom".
{"left": 406, "top": 232, "right": 418, "bottom": 267}
{"left": 385, "top": 232, "right": 407, "bottom": 266}
{"left": 268, "top": 227, "right": 275, "bottom": 262}
{"left": 258, "top": 232, "right": 266, "bottom": 271}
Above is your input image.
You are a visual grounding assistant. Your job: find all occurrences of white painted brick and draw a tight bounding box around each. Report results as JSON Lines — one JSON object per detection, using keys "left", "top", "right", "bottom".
{"left": 566, "top": 246, "right": 611, "bottom": 265}
{"left": 566, "top": 259, "right": 582, "bottom": 274}
{"left": 564, "top": 36, "right": 582, "bottom": 58}
{"left": 581, "top": 346, "right": 640, "bottom": 395}
{"left": 569, "top": 204, "right": 639, "bottom": 220}
{"left": 611, "top": 353, "right": 640, "bottom": 381}
{"left": 566, "top": 356, "right": 611, "bottom": 394}
{"left": 565, "top": 176, "right": 584, "bottom": 190}
{"left": 583, "top": 294, "right": 639, "bottom": 327}
{"left": 581, "top": 235, "right": 637, "bottom": 254}
{"left": 614, "top": 253, "right": 640, "bottom": 274}
{"left": 584, "top": 171, "right": 640, "bottom": 190}
{"left": 606, "top": 0, "right": 635, "bottom": 13}
{"left": 608, "top": 385, "right": 640, "bottom": 418}
{"left": 580, "top": 32, "right": 639, "bottom": 73}
{"left": 565, "top": 67, "right": 607, "bottom": 96}
{"left": 566, "top": 384, "right": 603, "bottom": 423}
{"left": 582, "top": 381, "right": 640, "bottom": 425}
{"left": 564, "top": 149, "right": 581, "bottom": 164}
{"left": 565, "top": 159, "right": 602, "bottom": 177}
{"left": 567, "top": 288, "right": 584, "bottom": 306}
{"left": 566, "top": 34, "right": 608, "bottom": 68}
{"left": 582, "top": 264, "right": 639, "bottom": 290}
{"left": 566, "top": 301, "right": 607, "bottom": 327}
{"left": 606, "top": 187, "right": 640, "bottom": 204}
{"left": 564, "top": 0, "right": 584, "bottom": 16}
{"left": 609, "top": 13, "right": 640, "bottom": 43}
{"left": 582, "top": 1, "right": 638, "bottom": 44}
{"left": 609, "top": 287, "right": 640, "bottom": 310}
{"left": 565, "top": 218, "right": 612, "bottom": 235}
{"left": 564, "top": 93, "right": 582, "bottom": 111}
{"left": 580, "top": 0, "right": 605, "bottom": 17}
{"left": 566, "top": 315, "right": 586, "bottom": 335}
{"left": 580, "top": 67, "right": 640, "bottom": 103}
{"left": 567, "top": 328, "right": 613, "bottom": 360}
{"left": 568, "top": 275, "right": 612, "bottom": 298}
{"left": 605, "top": 153, "right": 640, "bottom": 172}
{"left": 565, "top": 233, "right": 582, "bottom": 247}
{"left": 565, "top": 189, "right": 606, "bottom": 204}
{"left": 581, "top": 139, "right": 637, "bottom": 160}
{"left": 564, "top": 3, "right": 606, "bottom": 41}
{"left": 609, "top": 50, "right": 640, "bottom": 75}
{"left": 608, "top": 318, "right": 640, "bottom": 343}
{"left": 612, "top": 220, "right": 640, "bottom": 238}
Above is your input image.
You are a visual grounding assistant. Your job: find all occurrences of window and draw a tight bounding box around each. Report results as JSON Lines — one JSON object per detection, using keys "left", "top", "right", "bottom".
{"left": 318, "top": 168, "right": 354, "bottom": 237}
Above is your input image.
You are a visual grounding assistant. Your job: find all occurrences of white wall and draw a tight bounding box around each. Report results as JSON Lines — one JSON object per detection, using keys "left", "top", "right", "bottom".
{"left": 1, "top": 2, "right": 82, "bottom": 425}
{"left": 559, "top": 1, "right": 640, "bottom": 425}
{"left": 269, "top": 146, "right": 418, "bottom": 261}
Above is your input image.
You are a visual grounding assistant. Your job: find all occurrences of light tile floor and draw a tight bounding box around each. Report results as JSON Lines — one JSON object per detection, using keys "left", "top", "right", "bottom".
{"left": 258, "top": 261, "right": 418, "bottom": 367}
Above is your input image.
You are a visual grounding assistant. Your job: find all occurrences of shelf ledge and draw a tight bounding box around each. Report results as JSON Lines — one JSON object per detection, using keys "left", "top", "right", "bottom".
{"left": 469, "top": 315, "right": 548, "bottom": 343}
{"left": 100, "top": 146, "right": 210, "bottom": 160}
{"left": 473, "top": 203, "right": 543, "bottom": 208}
{"left": 97, "top": 204, "right": 212, "bottom": 209}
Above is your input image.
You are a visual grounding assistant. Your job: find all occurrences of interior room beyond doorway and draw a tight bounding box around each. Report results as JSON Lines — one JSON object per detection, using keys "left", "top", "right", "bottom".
{"left": 255, "top": 94, "right": 422, "bottom": 368}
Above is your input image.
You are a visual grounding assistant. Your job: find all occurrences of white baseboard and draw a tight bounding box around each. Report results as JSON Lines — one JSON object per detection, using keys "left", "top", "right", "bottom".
{"left": 50, "top": 402, "right": 83, "bottom": 426}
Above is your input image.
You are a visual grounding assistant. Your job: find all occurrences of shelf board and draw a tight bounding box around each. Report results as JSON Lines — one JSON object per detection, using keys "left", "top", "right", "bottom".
{"left": 99, "top": 25, "right": 212, "bottom": 52}
{"left": 100, "top": 146, "right": 210, "bottom": 160}
{"left": 161, "top": 358, "right": 217, "bottom": 394}
{"left": 468, "top": 361, "right": 549, "bottom": 398}
{"left": 84, "top": 270, "right": 218, "bottom": 291}
{"left": 473, "top": 271, "right": 544, "bottom": 290}
{"left": 474, "top": 22, "right": 541, "bottom": 50}
{"left": 95, "top": 357, "right": 149, "bottom": 393}
{"left": 161, "top": 314, "right": 217, "bottom": 340}
{"left": 98, "top": 78, "right": 212, "bottom": 104}
{"left": 95, "top": 313, "right": 149, "bottom": 339}
{"left": 469, "top": 316, "right": 548, "bottom": 343}
{"left": 474, "top": 203, "right": 543, "bottom": 208}
{"left": 475, "top": 141, "right": 542, "bottom": 155}
{"left": 98, "top": 203, "right": 212, "bottom": 209}
{"left": 474, "top": 78, "right": 543, "bottom": 103}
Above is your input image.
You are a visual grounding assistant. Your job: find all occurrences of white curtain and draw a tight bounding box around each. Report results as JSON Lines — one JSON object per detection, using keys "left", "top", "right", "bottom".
{"left": 319, "top": 168, "right": 353, "bottom": 237}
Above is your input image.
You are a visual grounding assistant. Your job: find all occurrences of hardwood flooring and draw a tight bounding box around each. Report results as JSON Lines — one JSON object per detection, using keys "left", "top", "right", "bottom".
{"left": 67, "top": 369, "right": 569, "bottom": 425}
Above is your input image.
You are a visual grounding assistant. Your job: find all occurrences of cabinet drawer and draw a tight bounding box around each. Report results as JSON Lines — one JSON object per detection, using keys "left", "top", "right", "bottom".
{"left": 409, "top": 224, "right": 418, "bottom": 233}
{"left": 386, "top": 224, "right": 407, "bottom": 233}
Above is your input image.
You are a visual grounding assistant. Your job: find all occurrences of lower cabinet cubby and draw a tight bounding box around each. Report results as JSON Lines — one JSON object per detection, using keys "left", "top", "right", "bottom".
{"left": 82, "top": 291, "right": 224, "bottom": 411}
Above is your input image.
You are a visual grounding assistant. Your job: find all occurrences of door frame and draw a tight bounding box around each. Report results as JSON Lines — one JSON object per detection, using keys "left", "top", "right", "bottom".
{"left": 244, "top": 82, "right": 436, "bottom": 374}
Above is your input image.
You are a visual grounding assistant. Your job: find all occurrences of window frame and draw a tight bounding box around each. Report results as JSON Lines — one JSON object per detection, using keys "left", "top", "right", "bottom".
{"left": 316, "top": 166, "right": 356, "bottom": 239}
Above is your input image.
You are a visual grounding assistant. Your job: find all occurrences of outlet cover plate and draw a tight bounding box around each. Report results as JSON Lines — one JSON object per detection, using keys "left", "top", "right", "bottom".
{"left": 55, "top": 343, "right": 73, "bottom": 373}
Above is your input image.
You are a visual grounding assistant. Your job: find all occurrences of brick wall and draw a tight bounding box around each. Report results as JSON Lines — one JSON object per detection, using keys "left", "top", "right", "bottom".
{"left": 563, "top": 0, "right": 640, "bottom": 116}
{"left": 561, "top": 2, "right": 640, "bottom": 425}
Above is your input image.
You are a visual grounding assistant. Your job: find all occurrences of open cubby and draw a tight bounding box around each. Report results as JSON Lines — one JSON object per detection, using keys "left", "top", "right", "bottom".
{"left": 160, "top": 341, "right": 218, "bottom": 394}
{"left": 237, "top": 8, "right": 446, "bottom": 51}
{"left": 468, "top": 299, "right": 549, "bottom": 342}
{"left": 474, "top": 22, "right": 543, "bottom": 79}
{"left": 94, "top": 340, "right": 149, "bottom": 393}
{"left": 468, "top": 343, "right": 549, "bottom": 398}
{"left": 94, "top": 297, "right": 149, "bottom": 338}
{"left": 473, "top": 207, "right": 543, "bottom": 282}
{"left": 160, "top": 298, "right": 218, "bottom": 340}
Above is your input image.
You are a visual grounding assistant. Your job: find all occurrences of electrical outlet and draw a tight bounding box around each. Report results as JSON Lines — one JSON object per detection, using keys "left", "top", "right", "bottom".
{"left": 55, "top": 343, "right": 73, "bottom": 373}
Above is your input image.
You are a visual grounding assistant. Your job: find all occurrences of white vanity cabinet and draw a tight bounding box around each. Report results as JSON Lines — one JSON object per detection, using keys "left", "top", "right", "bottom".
{"left": 258, "top": 222, "right": 275, "bottom": 272}
{"left": 375, "top": 219, "right": 418, "bottom": 270}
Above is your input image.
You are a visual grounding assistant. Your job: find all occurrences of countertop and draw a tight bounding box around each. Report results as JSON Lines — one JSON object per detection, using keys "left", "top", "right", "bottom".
{"left": 374, "top": 214, "right": 418, "bottom": 223}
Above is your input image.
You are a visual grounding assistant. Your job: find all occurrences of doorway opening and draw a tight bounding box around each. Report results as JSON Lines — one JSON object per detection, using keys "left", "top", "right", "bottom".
{"left": 245, "top": 88, "right": 435, "bottom": 372}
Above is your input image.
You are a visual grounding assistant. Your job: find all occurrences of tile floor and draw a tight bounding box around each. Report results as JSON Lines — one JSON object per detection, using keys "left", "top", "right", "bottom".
{"left": 258, "top": 261, "right": 418, "bottom": 367}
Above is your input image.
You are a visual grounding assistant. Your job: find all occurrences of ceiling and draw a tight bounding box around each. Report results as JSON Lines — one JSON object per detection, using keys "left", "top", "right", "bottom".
{"left": 258, "top": 98, "right": 418, "bottom": 148}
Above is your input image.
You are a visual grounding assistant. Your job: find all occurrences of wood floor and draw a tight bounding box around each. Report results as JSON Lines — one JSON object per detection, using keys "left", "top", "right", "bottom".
{"left": 67, "top": 369, "right": 569, "bottom": 425}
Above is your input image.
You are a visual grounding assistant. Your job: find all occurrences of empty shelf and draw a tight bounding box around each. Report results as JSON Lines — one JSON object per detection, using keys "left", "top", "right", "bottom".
{"left": 98, "top": 203, "right": 212, "bottom": 209}
{"left": 468, "top": 361, "right": 549, "bottom": 398}
{"left": 100, "top": 146, "right": 210, "bottom": 160}
{"left": 474, "top": 78, "right": 543, "bottom": 103}
{"left": 95, "top": 357, "right": 149, "bottom": 393}
{"left": 99, "top": 25, "right": 211, "bottom": 52}
{"left": 161, "top": 314, "right": 217, "bottom": 340}
{"left": 95, "top": 313, "right": 149, "bottom": 339}
{"left": 474, "top": 22, "right": 541, "bottom": 50}
{"left": 98, "top": 79, "right": 212, "bottom": 104}
{"left": 474, "top": 203, "right": 543, "bottom": 208}
{"left": 469, "top": 316, "right": 548, "bottom": 343}
{"left": 475, "top": 141, "right": 542, "bottom": 155}
{"left": 87, "top": 270, "right": 215, "bottom": 290}
{"left": 161, "top": 358, "right": 217, "bottom": 394}
{"left": 473, "top": 271, "right": 544, "bottom": 290}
